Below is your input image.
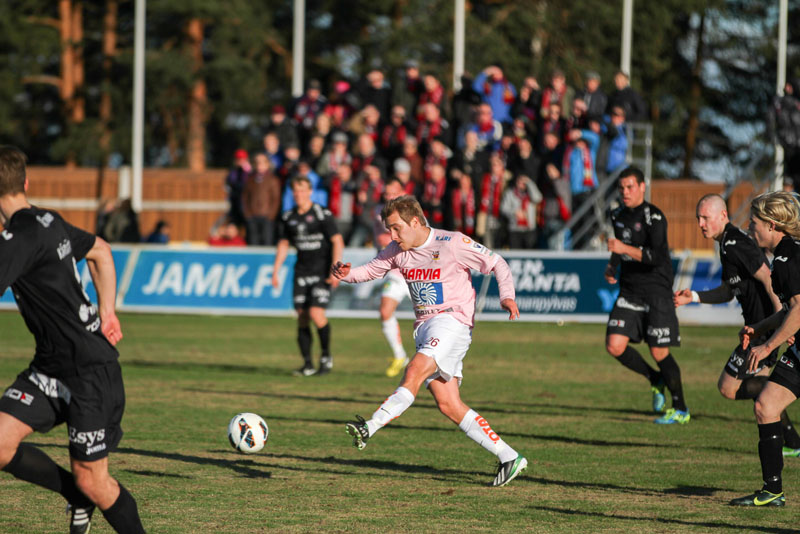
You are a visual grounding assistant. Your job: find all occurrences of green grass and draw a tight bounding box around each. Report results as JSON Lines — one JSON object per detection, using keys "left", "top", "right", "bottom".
{"left": 1, "top": 311, "right": 799, "bottom": 533}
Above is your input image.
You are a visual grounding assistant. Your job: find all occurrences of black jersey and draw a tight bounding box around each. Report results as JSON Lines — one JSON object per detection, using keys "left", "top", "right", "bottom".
{"left": 277, "top": 203, "right": 339, "bottom": 277}
{"left": 609, "top": 201, "right": 673, "bottom": 298}
{"left": 0, "top": 207, "right": 118, "bottom": 377}
{"left": 771, "top": 236, "right": 800, "bottom": 346}
{"left": 719, "top": 223, "right": 774, "bottom": 325}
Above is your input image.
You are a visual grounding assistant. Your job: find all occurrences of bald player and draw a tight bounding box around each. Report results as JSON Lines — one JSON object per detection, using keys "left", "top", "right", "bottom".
{"left": 674, "top": 194, "right": 800, "bottom": 455}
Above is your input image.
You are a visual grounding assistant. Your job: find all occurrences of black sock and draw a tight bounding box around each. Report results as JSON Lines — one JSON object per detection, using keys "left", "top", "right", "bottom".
{"left": 317, "top": 323, "right": 331, "bottom": 357}
{"left": 297, "top": 326, "right": 312, "bottom": 365}
{"left": 101, "top": 483, "right": 146, "bottom": 534}
{"left": 780, "top": 411, "right": 800, "bottom": 449}
{"left": 758, "top": 422, "right": 784, "bottom": 494}
{"left": 657, "top": 354, "right": 687, "bottom": 412}
{"left": 2, "top": 443, "right": 91, "bottom": 507}
{"left": 735, "top": 376, "right": 768, "bottom": 400}
{"left": 616, "top": 346, "right": 660, "bottom": 384}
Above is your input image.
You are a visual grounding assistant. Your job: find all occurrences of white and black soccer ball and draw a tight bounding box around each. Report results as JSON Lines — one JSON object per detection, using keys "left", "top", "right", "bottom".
{"left": 227, "top": 412, "right": 269, "bottom": 454}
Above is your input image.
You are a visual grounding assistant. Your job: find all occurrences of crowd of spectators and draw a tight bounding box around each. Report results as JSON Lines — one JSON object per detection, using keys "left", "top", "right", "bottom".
{"left": 223, "top": 63, "right": 646, "bottom": 249}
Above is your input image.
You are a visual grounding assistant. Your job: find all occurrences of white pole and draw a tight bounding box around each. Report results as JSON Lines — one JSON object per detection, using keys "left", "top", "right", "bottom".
{"left": 453, "top": 0, "right": 465, "bottom": 91}
{"left": 775, "top": 0, "right": 788, "bottom": 191}
{"left": 292, "top": 0, "right": 305, "bottom": 98}
{"left": 131, "top": 0, "right": 145, "bottom": 213}
{"left": 621, "top": 0, "right": 633, "bottom": 76}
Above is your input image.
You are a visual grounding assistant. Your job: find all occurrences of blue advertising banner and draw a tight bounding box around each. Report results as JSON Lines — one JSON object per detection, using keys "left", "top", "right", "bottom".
{"left": 121, "top": 248, "right": 295, "bottom": 313}
{"left": 473, "top": 251, "right": 682, "bottom": 322}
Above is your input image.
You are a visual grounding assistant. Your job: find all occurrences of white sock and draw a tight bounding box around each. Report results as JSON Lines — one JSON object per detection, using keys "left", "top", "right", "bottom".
{"left": 381, "top": 317, "right": 407, "bottom": 360}
{"left": 458, "top": 409, "right": 518, "bottom": 463}
{"left": 366, "top": 386, "right": 415, "bottom": 436}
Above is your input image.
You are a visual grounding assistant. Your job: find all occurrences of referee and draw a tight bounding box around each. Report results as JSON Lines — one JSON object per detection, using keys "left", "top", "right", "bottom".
{"left": 604, "top": 166, "right": 689, "bottom": 424}
{"left": 0, "top": 146, "right": 145, "bottom": 533}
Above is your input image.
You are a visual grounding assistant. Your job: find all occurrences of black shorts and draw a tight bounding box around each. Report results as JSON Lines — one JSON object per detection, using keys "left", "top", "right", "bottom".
{"left": 293, "top": 274, "right": 331, "bottom": 309}
{"left": 723, "top": 340, "right": 779, "bottom": 379}
{"left": 769, "top": 345, "right": 800, "bottom": 398}
{"left": 606, "top": 294, "right": 681, "bottom": 347}
{"left": 0, "top": 362, "right": 125, "bottom": 461}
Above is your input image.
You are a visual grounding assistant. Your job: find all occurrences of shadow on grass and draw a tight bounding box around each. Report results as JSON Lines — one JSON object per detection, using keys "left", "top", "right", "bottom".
{"left": 34, "top": 442, "right": 271, "bottom": 479}
{"left": 527, "top": 505, "right": 800, "bottom": 534}
{"left": 121, "top": 469, "right": 192, "bottom": 479}
{"left": 528, "top": 475, "right": 726, "bottom": 498}
{"left": 124, "top": 359, "right": 285, "bottom": 376}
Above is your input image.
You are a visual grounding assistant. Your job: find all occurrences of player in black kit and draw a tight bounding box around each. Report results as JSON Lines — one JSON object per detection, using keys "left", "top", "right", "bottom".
{"left": 272, "top": 175, "right": 344, "bottom": 376}
{"left": 604, "top": 166, "right": 689, "bottom": 424}
{"left": 674, "top": 194, "right": 800, "bottom": 454}
{"left": 0, "top": 146, "right": 145, "bottom": 533}
{"left": 730, "top": 191, "right": 800, "bottom": 507}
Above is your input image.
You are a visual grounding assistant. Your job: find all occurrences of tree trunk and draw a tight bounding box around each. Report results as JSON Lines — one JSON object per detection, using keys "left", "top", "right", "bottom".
{"left": 71, "top": 2, "right": 84, "bottom": 124}
{"left": 186, "top": 18, "right": 207, "bottom": 172}
{"left": 682, "top": 11, "right": 705, "bottom": 179}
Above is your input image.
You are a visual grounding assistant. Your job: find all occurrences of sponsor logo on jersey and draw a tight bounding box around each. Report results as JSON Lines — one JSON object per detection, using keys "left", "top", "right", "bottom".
{"left": 3, "top": 388, "right": 34, "bottom": 406}
{"left": 27, "top": 372, "right": 71, "bottom": 402}
{"left": 634, "top": 222, "right": 641, "bottom": 231}
{"left": 409, "top": 281, "right": 443, "bottom": 306}
{"left": 608, "top": 319, "right": 625, "bottom": 327}
{"left": 57, "top": 238, "right": 72, "bottom": 260}
{"left": 435, "top": 235, "right": 451, "bottom": 241}
{"left": 650, "top": 213, "right": 662, "bottom": 221}
{"left": 647, "top": 326, "right": 671, "bottom": 343}
{"left": 401, "top": 268, "right": 441, "bottom": 280}
{"left": 432, "top": 251, "right": 439, "bottom": 261}
{"left": 1, "top": 230, "right": 12, "bottom": 240}
{"left": 68, "top": 426, "right": 106, "bottom": 448}
{"left": 615, "top": 221, "right": 624, "bottom": 228}
{"left": 727, "top": 275, "right": 741, "bottom": 285}
{"left": 775, "top": 256, "right": 789, "bottom": 262}
{"left": 780, "top": 354, "right": 795, "bottom": 369}
{"left": 724, "top": 240, "right": 737, "bottom": 246}
{"left": 36, "top": 212, "right": 54, "bottom": 228}
{"left": 462, "top": 237, "right": 472, "bottom": 244}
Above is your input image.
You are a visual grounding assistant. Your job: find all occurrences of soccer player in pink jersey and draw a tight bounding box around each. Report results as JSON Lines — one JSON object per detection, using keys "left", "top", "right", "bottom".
{"left": 331, "top": 195, "right": 527, "bottom": 487}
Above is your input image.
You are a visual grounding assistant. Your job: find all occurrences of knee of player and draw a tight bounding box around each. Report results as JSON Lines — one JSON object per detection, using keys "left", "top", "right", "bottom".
{"left": 605, "top": 343, "right": 624, "bottom": 357}
{"left": 753, "top": 398, "right": 776, "bottom": 422}
{"left": 717, "top": 384, "right": 737, "bottom": 400}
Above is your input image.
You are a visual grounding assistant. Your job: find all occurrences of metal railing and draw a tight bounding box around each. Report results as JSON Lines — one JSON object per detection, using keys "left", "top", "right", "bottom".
{"left": 551, "top": 121, "right": 653, "bottom": 251}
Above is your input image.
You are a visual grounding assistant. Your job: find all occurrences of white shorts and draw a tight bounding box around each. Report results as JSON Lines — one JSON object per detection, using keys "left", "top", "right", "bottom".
{"left": 381, "top": 271, "right": 409, "bottom": 303}
{"left": 414, "top": 314, "right": 472, "bottom": 386}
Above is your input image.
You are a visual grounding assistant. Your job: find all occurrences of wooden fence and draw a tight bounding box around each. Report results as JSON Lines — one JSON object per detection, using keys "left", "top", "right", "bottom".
{"left": 24, "top": 167, "right": 756, "bottom": 250}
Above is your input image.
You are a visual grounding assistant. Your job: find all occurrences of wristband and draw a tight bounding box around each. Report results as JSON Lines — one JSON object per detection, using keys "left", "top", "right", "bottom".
{"left": 691, "top": 290, "right": 700, "bottom": 303}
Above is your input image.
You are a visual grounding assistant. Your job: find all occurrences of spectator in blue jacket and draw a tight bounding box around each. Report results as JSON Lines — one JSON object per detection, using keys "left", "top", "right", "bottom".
{"left": 281, "top": 160, "right": 328, "bottom": 211}
{"left": 473, "top": 64, "right": 517, "bottom": 125}
{"left": 563, "top": 125, "right": 600, "bottom": 249}
{"left": 603, "top": 106, "right": 629, "bottom": 176}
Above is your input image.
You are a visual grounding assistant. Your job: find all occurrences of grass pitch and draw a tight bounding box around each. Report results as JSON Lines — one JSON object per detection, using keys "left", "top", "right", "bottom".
{"left": 1, "top": 312, "right": 799, "bottom": 533}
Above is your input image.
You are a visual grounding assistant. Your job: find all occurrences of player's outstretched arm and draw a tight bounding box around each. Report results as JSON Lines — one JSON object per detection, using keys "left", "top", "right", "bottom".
{"left": 331, "top": 261, "right": 351, "bottom": 279}
{"left": 500, "top": 298, "right": 520, "bottom": 320}
{"left": 84, "top": 236, "right": 122, "bottom": 346}
{"left": 673, "top": 289, "right": 692, "bottom": 307}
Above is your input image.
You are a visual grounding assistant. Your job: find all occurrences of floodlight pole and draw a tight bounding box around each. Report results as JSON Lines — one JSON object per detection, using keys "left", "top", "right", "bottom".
{"left": 621, "top": 0, "right": 633, "bottom": 76}
{"left": 453, "top": 0, "right": 465, "bottom": 91}
{"left": 131, "top": 0, "right": 145, "bottom": 213}
{"left": 292, "top": 0, "right": 305, "bottom": 98}
{"left": 775, "top": 0, "right": 788, "bottom": 191}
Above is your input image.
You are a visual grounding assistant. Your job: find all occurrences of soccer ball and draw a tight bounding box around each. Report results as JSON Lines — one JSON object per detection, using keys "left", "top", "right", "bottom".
{"left": 227, "top": 413, "right": 269, "bottom": 454}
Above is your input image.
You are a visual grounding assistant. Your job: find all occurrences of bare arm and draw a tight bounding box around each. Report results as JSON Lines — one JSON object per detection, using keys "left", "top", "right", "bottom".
{"left": 272, "top": 239, "right": 290, "bottom": 289}
{"left": 753, "top": 262, "right": 783, "bottom": 314}
{"left": 326, "top": 233, "right": 345, "bottom": 287}
{"left": 747, "top": 294, "right": 800, "bottom": 371}
{"left": 84, "top": 237, "right": 122, "bottom": 346}
{"left": 607, "top": 239, "right": 643, "bottom": 262}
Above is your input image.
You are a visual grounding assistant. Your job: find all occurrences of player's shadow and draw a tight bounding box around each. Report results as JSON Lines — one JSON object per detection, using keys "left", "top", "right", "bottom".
{"left": 184, "top": 387, "right": 442, "bottom": 411}
{"left": 527, "top": 504, "right": 800, "bottom": 534}
{"left": 125, "top": 359, "right": 286, "bottom": 376}
{"left": 261, "top": 451, "right": 486, "bottom": 482}
{"left": 473, "top": 400, "right": 748, "bottom": 424}
{"left": 34, "top": 442, "right": 271, "bottom": 480}
{"left": 527, "top": 475, "right": 727, "bottom": 498}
